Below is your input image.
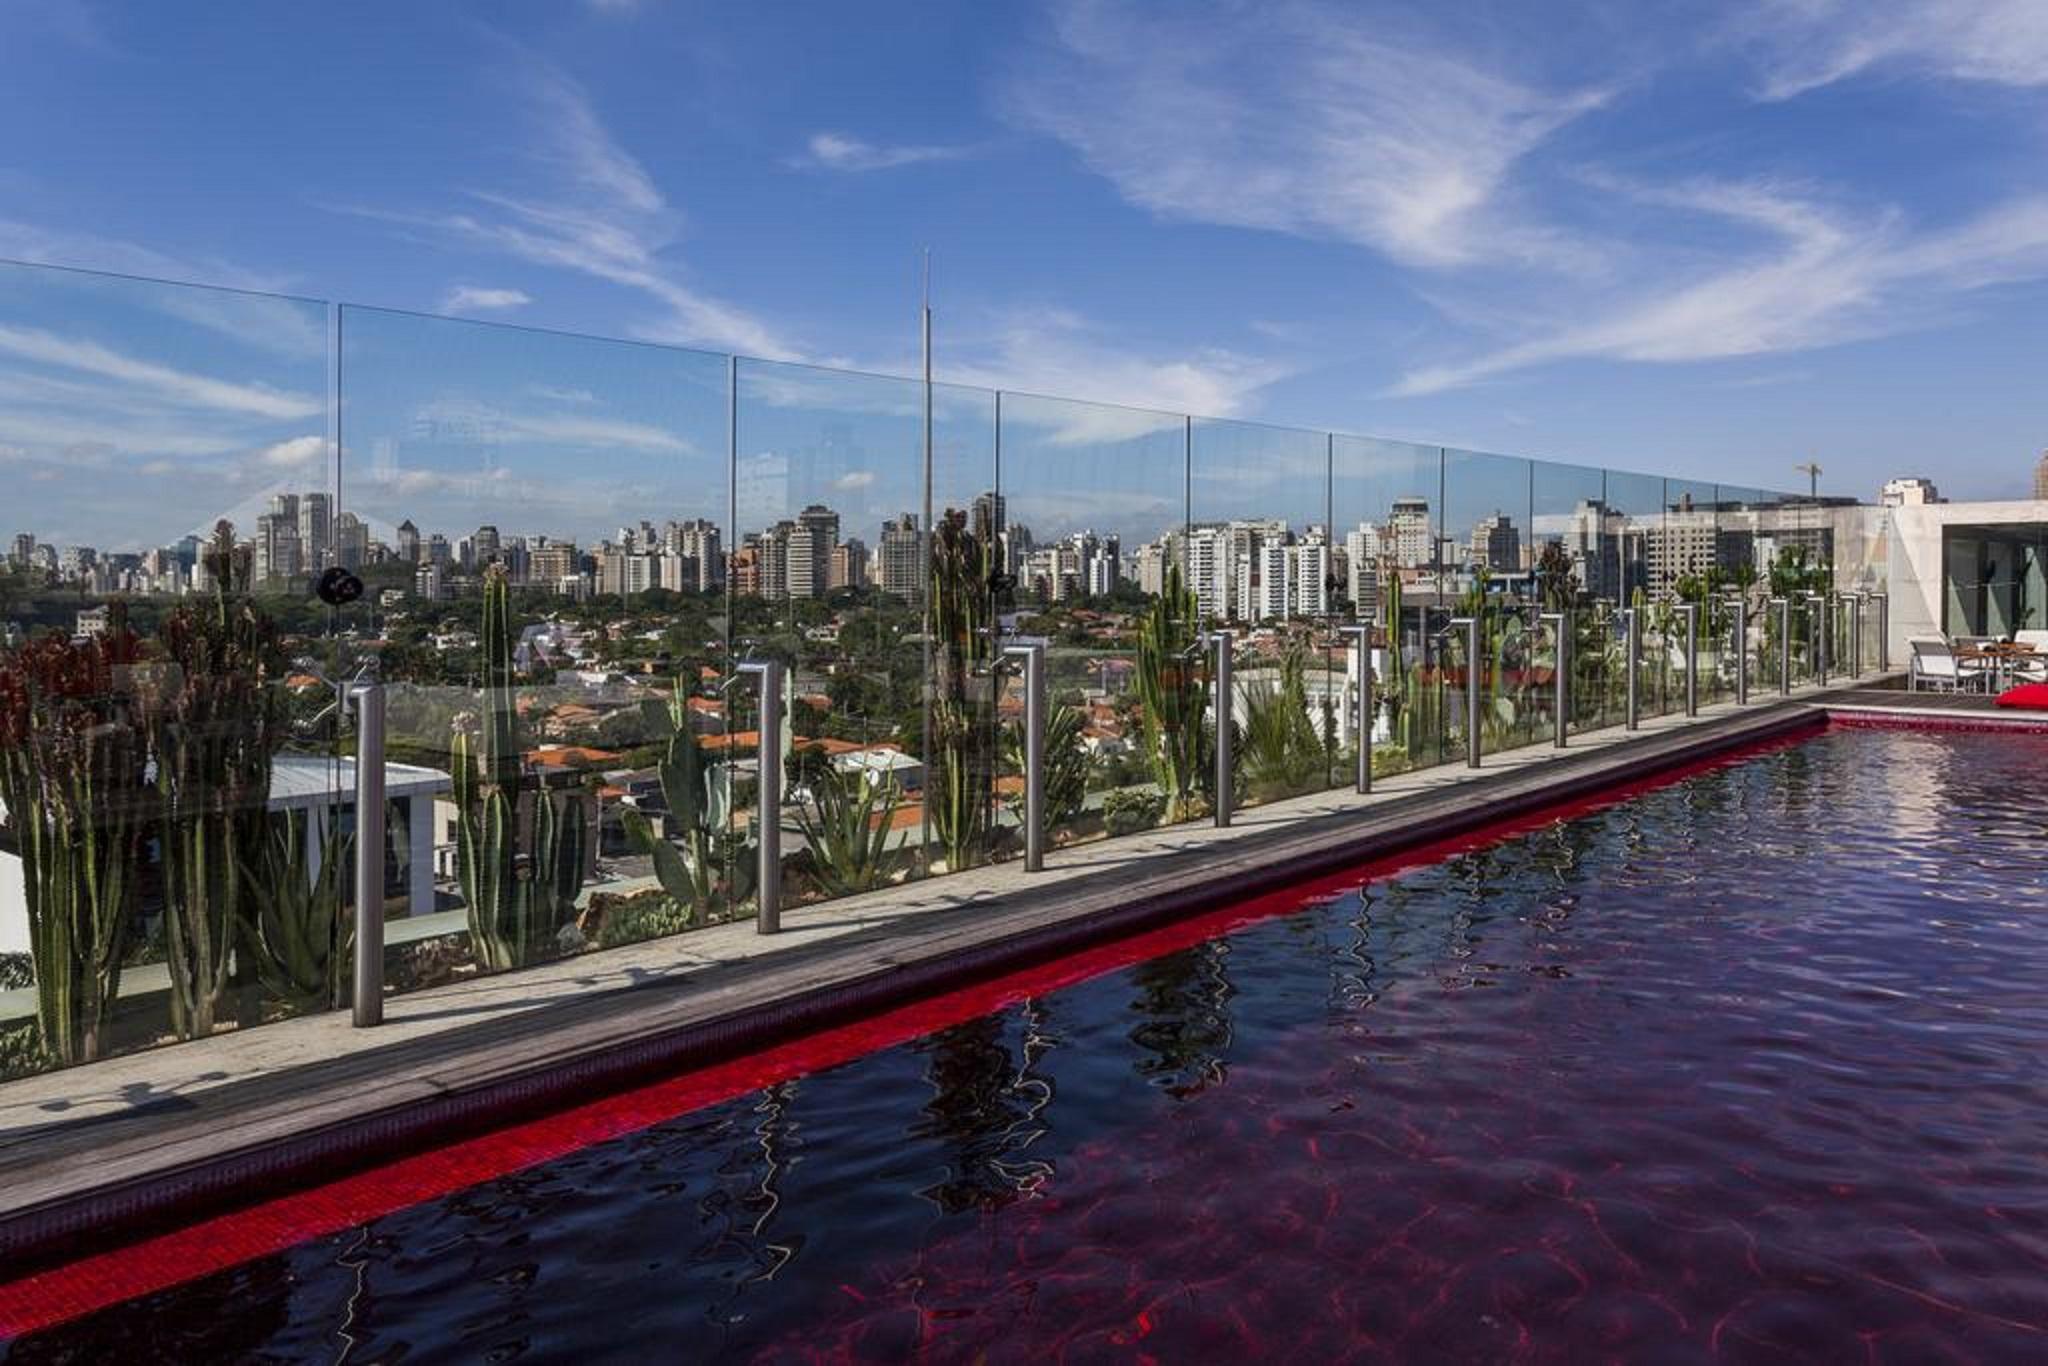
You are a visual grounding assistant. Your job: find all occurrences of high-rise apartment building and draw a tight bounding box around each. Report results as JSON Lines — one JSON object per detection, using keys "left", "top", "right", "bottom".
{"left": 297, "top": 492, "right": 331, "bottom": 570}
{"left": 529, "top": 539, "right": 578, "bottom": 586}
{"left": 830, "top": 537, "right": 868, "bottom": 590}
{"left": 1879, "top": 477, "right": 1944, "bottom": 507}
{"left": 787, "top": 504, "right": 839, "bottom": 598}
{"left": 1467, "top": 512, "right": 1521, "bottom": 573}
{"left": 877, "top": 514, "right": 921, "bottom": 598}
{"left": 666, "top": 518, "right": 724, "bottom": 591}
{"left": 333, "top": 512, "right": 368, "bottom": 570}
{"left": 1386, "top": 498, "right": 1433, "bottom": 569}
{"left": 1292, "top": 536, "right": 1329, "bottom": 617}
{"left": 396, "top": 519, "right": 421, "bottom": 564}
{"left": 2033, "top": 451, "right": 2048, "bottom": 501}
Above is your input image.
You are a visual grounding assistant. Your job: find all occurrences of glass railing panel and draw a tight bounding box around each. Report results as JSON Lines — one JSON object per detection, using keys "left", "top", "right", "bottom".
{"left": 1528, "top": 461, "right": 1609, "bottom": 735}
{"left": 995, "top": 391, "right": 1191, "bottom": 844}
{"left": 0, "top": 261, "right": 344, "bottom": 1077}
{"left": 336, "top": 305, "right": 731, "bottom": 980}
{"left": 1602, "top": 469, "right": 1664, "bottom": 715}
{"left": 731, "top": 359, "right": 977, "bottom": 912}
{"left": 1443, "top": 446, "right": 1538, "bottom": 756}
{"left": 1331, "top": 434, "right": 1444, "bottom": 776}
{"left": 1190, "top": 418, "right": 1333, "bottom": 808}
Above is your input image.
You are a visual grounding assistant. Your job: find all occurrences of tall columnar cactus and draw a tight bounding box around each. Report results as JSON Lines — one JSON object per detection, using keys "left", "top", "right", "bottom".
{"left": 621, "top": 676, "right": 747, "bottom": 923}
{"left": 238, "top": 809, "right": 349, "bottom": 1013}
{"left": 927, "top": 511, "right": 994, "bottom": 872}
{"left": 152, "top": 525, "right": 286, "bottom": 1040}
{"left": 0, "top": 621, "right": 149, "bottom": 1065}
{"left": 1135, "top": 560, "right": 1207, "bottom": 822}
{"left": 455, "top": 565, "right": 588, "bottom": 969}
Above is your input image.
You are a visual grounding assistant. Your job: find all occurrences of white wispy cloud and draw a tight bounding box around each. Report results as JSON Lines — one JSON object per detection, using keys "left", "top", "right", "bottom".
{"left": 1005, "top": 0, "right": 1607, "bottom": 271}
{"left": 409, "top": 395, "right": 693, "bottom": 454}
{"left": 343, "top": 56, "right": 798, "bottom": 360}
{"left": 1390, "top": 180, "right": 2048, "bottom": 395}
{"left": 1743, "top": 0, "right": 2048, "bottom": 99}
{"left": 0, "top": 218, "right": 293, "bottom": 293}
{"left": 441, "top": 285, "right": 533, "bottom": 314}
{"left": 960, "top": 307, "right": 1286, "bottom": 422}
{"left": 256, "top": 434, "right": 330, "bottom": 470}
{"left": 0, "top": 322, "right": 323, "bottom": 418}
{"left": 792, "top": 132, "right": 978, "bottom": 172}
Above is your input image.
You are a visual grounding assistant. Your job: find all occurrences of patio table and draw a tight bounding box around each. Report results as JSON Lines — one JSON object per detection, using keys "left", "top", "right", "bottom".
{"left": 1957, "top": 643, "right": 2041, "bottom": 690}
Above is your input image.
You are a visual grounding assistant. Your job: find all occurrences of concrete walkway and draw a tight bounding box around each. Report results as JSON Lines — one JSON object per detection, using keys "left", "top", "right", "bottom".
{"left": 0, "top": 680, "right": 1874, "bottom": 1265}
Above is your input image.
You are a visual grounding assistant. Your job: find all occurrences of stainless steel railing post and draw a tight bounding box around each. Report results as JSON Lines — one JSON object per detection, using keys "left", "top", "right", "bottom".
{"left": 1731, "top": 596, "right": 1749, "bottom": 705}
{"left": 1450, "top": 615, "right": 1481, "bottom": 766}
{"left": 1210, "top": 630, "right": 1234, "bottom": 827}
{"left": 1679, "top": 603, "right": 1699, "bottom": 717}
{"left": 1003, "top": 643, "right": 1046, "bottom": 870}
{"left": 1846, "top": 592, "right": 1865, "bottom": 678}
{"left": 1818, "top": 593, "right": 1835, "bottom": 688}
{"left": 349, "top": 679, "right": 386, "bottom": 1028}
{"left": 1771, "top": 597, "right": 1791, "bottom": 694}
{"left": 1872, "top": 590, "right": 1889, "bottom": 670}
{"left": 738, "top": 659, "right": 784, "bottom": 933}
{"left": 1338, "top": 624, "right": 1373, "bottom": 793}
{"left": 1623, "top": 608, "right": 1641, "bottom": 730}
{"left": 1540, "top": 611, "right": 1568, "bottom": 747}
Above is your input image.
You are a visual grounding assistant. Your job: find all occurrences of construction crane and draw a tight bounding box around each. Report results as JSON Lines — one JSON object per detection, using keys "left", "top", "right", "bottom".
{"left": 1794, "top": 462, "right": 1822, "bottom": 498}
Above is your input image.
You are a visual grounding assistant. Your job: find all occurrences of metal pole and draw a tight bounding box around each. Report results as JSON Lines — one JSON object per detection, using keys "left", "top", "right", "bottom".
{"left": 1623, "top": 608, "right": 1641, "bottom": 730}
{"left": 1447, "top": 616, "right": 1482, "bottom": 766}
{"left": 741, "top": 659, "right": 783, "bottom": 933}
{"left": 1873, "top": 590, "right": 1890, "bottom": 670}
{"left": 1772, "top": 597, "right": 1791, "bottom": 694}
{"left": 1003, "top": 644, "right": 1045, "bottom": 870}
{"left": 1541, "top": 611, "right": 1568, "bottom": 747}
{"left": 1679, "top": 603, "right": 1699, "bottom": 717}
{"left": 1731, "top": 596, "right": 1749, "bottom": 705}
{"left": 1211, "top": 630, "right": 1233, "bottom": 828}
{"left": 1807, "top": 594, "right": 1829, "bottom": 687}
{"left": 1847, "top": 592, "right": 1864, "bottom": 678}
{"left": 350, "top": 680, "right": 386, "bottom": 1028}
{"left": 1339, "top": 624, "right": 1373, "bottom": 792}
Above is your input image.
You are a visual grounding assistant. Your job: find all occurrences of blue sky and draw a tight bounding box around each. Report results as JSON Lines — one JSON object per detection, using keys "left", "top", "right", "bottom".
{"left": 3, "top": 0, "right": 2047, "bottom": 551}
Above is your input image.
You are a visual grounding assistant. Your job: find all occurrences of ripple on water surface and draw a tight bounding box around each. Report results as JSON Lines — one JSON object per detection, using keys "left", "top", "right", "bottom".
{"left": 8, "top": 726, "right": 2048, "bottom": 1362}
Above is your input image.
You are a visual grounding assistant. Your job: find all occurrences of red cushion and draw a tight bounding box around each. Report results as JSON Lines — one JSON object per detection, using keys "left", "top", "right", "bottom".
{"left": 1994, "top": 682, "right": 2048, "bottom": 710}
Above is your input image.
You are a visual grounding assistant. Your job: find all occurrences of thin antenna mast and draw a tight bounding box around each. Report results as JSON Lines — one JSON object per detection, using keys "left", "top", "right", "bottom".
{"left": 918, "top": 248, "right": 934, "bottom": 873}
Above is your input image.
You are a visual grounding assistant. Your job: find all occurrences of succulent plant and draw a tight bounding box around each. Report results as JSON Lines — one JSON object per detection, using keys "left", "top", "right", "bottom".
{"left": 0, "top": 615, "right": 149, "bottom": 1065}
{"left": 620, "top": 675, "right": 751, "bottom": 925}
{"left": 1135, "top": 560, "right": 1207, "bottom": 823}
{"left": 150, "top": 522, "right": 287, "bottom": 1040}
{"left": 454, "top": 564, "right": 589, "bottom": 970}
{"left": 927, "top": 511, "right": 995, "bottom": 872}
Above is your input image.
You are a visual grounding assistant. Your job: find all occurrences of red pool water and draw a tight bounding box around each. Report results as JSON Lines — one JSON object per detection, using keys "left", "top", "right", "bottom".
{"left": 6, "top": 725, "right": 2048, "bottom": 1361}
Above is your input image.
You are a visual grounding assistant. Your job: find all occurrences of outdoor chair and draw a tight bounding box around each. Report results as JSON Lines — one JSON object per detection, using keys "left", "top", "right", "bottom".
{"left": 1908, "top": 637, "right": 1988, "bottom": 693}
{"left": 2014, "top": 629, "right": 2048, "bottom": 684}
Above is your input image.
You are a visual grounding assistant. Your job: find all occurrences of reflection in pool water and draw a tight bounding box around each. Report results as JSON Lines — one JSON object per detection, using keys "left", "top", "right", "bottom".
{"left": 7, "top": 725, "right": 2048, "bottom": 1362}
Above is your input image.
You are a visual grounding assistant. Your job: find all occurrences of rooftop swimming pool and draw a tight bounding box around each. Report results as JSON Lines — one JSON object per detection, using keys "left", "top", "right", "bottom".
{"left": 5, "top": 723, "right": 2048, "bottom": 1361}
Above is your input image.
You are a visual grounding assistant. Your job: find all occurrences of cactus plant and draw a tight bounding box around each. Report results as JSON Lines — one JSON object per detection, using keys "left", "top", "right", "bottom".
{"left": 238, "top": 809, "right": 349, "bottom": 1013}
{"left": 454, "top": 565, "right": 589, "bottom": 970}
{"left": 620, "top": 676, "right": 750, "bottom": 925}
{"left": 151, "top": 524, "right": 286, "bottom": 1040}
{"left": 927, "top": 511, "right": 995, "bottom": 872}
{"left": 1135, "top": 560, "right": 1207, "bottom": 823}
{"left": 795, "top": 764, "right": 900, "bottom": 897}
{"left": 0, "top": 618, "right": 149, "bottom": 1065}
{"left": 1001, "top": 699, "right": 1091, "bottom": 829}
